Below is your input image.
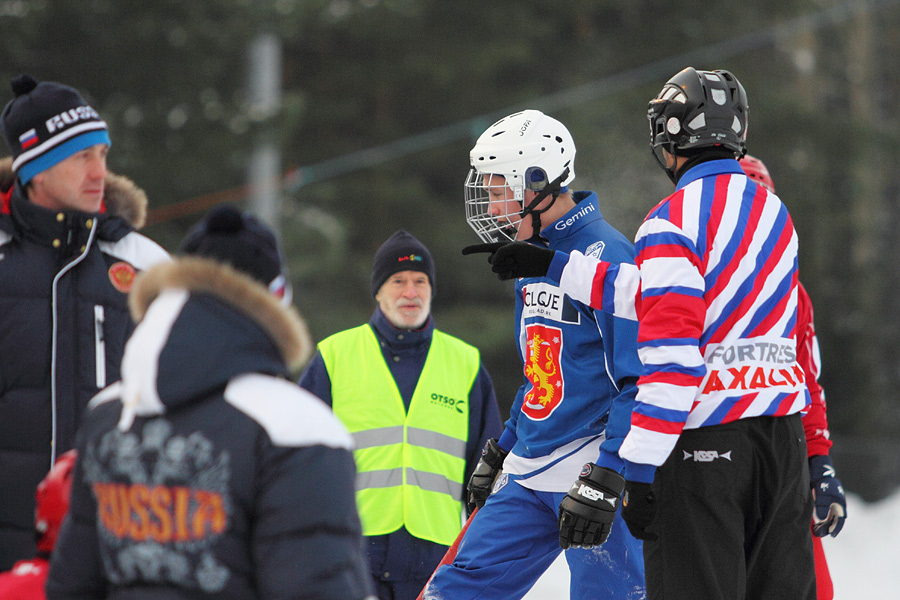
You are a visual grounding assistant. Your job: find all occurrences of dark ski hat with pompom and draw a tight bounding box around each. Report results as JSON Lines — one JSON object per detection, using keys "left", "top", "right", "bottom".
{"left": 1, "top": 74, "right": 110, "bottom": 184}
{"left": 180, "top": 204, "right": 292, "bottom": 304}
{"left": 371, "top": 230, "right": 435, "bottom": 297}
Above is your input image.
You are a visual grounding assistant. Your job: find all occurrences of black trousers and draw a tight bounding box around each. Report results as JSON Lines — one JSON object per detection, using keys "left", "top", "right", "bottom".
{"left": 643, "top": 414, "right": 816, "bottom": 600}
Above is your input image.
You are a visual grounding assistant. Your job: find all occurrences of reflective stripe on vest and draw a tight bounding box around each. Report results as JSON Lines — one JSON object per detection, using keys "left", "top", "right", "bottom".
{"left": 322, "top": 324, "right": 479, "bottom": 545}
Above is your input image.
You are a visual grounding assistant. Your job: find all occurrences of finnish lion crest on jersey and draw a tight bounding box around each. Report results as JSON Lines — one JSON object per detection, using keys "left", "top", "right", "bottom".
{"left": 522, "top": 323, "right": 565, "bottom": 420}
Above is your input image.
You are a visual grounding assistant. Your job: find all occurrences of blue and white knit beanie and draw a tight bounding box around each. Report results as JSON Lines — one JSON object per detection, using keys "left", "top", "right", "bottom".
{"left": 1, "top": 74, "right": 110, "bottom": 184}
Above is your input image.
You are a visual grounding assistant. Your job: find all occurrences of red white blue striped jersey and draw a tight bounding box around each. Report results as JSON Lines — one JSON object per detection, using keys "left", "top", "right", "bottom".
{"left": 547, "top": 159, "right": 810, "bottom": 475}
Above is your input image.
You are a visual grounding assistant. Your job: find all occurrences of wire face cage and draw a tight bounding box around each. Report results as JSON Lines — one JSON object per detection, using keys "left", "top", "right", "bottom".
{"left": 464, "top": 169, "right": 522, "bottom": 243}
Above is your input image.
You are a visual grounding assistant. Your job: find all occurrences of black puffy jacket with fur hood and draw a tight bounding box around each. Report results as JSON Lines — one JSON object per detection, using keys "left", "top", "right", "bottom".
{"left": 46, "top": 257, "right": 374, "bottom": 600}
{"left": 0, "top": 157, "right": 169, "bottom": 570}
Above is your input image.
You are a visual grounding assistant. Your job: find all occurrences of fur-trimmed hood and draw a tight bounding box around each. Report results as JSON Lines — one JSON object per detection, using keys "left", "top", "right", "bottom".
{"left": 0, "top": 155, "right": 148, "bottom": 228}
{"left": 129, "top": 257, "right": 312, "bottom": 371}
{"left": 114, "top": 257, "right": 313, "bottom": 427}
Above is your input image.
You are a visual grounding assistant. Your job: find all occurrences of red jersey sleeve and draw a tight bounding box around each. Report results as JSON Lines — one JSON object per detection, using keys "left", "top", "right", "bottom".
{"left": 797, "top": 283, "right": 832, "bottom": 457}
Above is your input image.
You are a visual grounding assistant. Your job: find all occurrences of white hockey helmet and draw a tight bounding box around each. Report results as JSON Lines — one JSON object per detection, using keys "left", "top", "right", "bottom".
{"left": 465, "top": 110, "right": 576, "bottom": 243}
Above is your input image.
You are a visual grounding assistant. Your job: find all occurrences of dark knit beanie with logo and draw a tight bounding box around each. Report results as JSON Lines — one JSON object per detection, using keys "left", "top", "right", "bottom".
{"left": 371, "top": 229, "right": 435, "bottom": 297}
{"left": 1, "top": 74, "right": 111, "bottom": 184}
{"left": 180, "top": 204, "right": 292, "bottom": 304}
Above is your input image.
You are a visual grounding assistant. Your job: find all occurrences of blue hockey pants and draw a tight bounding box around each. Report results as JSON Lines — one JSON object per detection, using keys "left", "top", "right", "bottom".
{"left": 424, "top": 477, "right": 645, "bottom": 599}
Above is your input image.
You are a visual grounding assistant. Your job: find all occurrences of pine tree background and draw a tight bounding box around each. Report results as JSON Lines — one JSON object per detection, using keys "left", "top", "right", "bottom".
{"left": 4, "top": 0, "right": 900, "bottom": 500}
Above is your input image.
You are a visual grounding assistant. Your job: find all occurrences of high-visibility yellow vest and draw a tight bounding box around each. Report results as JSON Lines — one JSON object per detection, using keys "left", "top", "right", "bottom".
{"left": 321, "top": 324, "right": 479, "bottom": 546}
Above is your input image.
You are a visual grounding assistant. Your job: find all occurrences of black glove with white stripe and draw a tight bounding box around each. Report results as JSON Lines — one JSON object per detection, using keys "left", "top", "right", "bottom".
{"left": 558, "top": 463, "right": 625, "bottom": 549}
{"left": 466, "top": 438, "right": 508, "bottom": 514}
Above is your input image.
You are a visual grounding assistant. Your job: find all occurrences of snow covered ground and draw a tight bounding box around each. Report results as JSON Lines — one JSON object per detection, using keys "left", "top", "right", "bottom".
{"left": 523, "top": 488, "right": 900, "bottom": 599}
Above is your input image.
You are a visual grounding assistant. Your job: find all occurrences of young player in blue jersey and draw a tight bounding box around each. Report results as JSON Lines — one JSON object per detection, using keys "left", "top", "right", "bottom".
{"left": 423, "top": 110, "right": 645, "bottom": 600}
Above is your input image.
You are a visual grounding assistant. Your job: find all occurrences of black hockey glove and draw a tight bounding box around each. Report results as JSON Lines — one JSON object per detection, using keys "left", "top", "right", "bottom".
{"left": 466, "top": 438, "right": 508, "bottom": 514}
{"left": 558, "top": 463, "right": 625, "bottom": 549}
{"left": 462, "top": 242, "right": 556, "bottom": 281}
{"left": 809, "top": 455, "right": 847, "bottom": 537}
{"left": 621, "top": 480, "right": 658, "bottom": 541}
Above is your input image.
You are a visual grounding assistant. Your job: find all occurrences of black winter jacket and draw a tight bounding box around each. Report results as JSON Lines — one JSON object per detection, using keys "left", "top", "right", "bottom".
{"left": 46, "top": 258, "right": 374, "bottom": 600}
{"left": 0, "top": 158, "right": 169, "bottom": 570}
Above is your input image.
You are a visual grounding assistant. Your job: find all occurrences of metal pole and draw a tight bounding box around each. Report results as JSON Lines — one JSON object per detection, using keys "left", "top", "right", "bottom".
{"left": 247, "top": 32, "right": 283, "bottom": 235}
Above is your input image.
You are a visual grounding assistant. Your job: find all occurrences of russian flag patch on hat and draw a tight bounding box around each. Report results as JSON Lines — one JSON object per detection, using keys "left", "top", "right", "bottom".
{"left": 18, "top": 128, "right": 38, "bottom": 149}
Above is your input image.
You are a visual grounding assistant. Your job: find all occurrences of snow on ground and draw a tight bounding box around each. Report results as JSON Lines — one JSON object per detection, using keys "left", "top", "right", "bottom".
{"left": 523, "top": 488, "right": 900, "bottom": 599}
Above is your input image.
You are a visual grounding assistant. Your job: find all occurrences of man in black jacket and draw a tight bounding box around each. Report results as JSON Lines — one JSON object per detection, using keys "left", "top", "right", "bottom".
{"left": 0, "top": 74, "right": 169, "bottom": 570}
{"left": 47, "top": 206, "right": 375, "bottom": 599}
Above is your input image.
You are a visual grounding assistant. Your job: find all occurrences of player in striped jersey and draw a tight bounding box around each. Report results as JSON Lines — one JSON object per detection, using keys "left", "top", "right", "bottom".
{"left": 464, "top": 68, "right": 817, "bottom": 600}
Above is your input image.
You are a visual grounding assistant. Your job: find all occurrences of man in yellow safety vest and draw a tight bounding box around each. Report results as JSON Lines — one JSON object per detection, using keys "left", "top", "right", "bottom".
{"left": 299, "top": 229, "right": 502, "bottom": 600}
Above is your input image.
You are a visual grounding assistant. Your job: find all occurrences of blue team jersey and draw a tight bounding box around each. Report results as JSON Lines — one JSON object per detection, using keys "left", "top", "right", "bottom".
{"left": 500, "top": 191, "right": 641, "bottom": 492}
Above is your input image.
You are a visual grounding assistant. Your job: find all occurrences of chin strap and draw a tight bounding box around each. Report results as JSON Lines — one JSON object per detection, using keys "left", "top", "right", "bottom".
{"left": 519, "top": 167, "right": 569, "bottom": 240}
{"left": 665, "top": 160, "right": 678, "bottom": 185}
{"left": 651, "top": 143, "right": 679, "bottom": 184}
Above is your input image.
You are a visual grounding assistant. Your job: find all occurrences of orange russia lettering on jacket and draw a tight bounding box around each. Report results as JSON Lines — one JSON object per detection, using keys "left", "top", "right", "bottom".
{"left": 93, "top": 483, "right": 226, "bottom": 543}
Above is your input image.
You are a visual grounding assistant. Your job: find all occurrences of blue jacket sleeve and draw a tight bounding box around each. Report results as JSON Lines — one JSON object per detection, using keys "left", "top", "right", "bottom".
{"left": 498, "top": 382, "right": 527, "bottom": 454}
{"left": 463, "top": 363, "right": 503, "bottom": 489}
{"left": 593, "top": 308, "right": 640, "bottom": 472}
{"left": 499, "top": 279, "right": 531, "bottom": 454}
{"left": 298, "top": 350, "right": 333, "bottom": 407}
